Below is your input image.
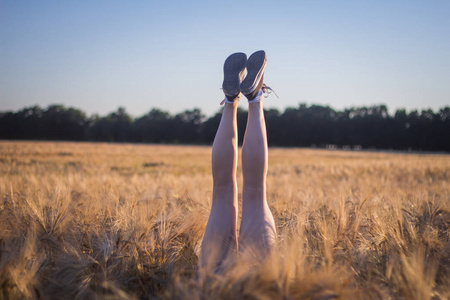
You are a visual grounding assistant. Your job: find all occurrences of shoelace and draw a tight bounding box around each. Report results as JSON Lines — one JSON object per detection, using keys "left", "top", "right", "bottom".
{"left": 219, "top": 84, "right": 279, "bottom": 105}
{"left": 261, "top": 84, "right": 279, "bottom": 98}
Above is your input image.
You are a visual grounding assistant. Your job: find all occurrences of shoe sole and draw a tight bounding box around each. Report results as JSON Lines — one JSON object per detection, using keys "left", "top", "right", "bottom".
{"left": 222, "top": 52, "right": 247, "bottom": 97}
{"left": 240, "top": 50, "right": 267, "bottom": 95}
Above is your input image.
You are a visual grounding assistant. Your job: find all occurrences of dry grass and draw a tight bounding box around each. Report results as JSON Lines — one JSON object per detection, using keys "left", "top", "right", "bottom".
{"left": 0, "top": 141, "right": 449, "bottom": 299}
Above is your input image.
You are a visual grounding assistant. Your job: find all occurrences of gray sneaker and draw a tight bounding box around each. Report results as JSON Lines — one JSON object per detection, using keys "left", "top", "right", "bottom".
{"left": 222, "top": 52, "right": 247, "bottom": 102}
{"left": 239, "top": 50, "right": 267, "bottom": 101}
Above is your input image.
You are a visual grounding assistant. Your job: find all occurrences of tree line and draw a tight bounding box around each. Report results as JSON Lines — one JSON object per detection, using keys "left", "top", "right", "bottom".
{"left": 0, "top": 104, "right": 449, "bottom": 152}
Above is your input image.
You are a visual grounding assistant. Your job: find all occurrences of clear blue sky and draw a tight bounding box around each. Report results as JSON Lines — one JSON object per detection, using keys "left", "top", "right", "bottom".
{"left": 1, "top": 0, "right": 449, "bottom": 117}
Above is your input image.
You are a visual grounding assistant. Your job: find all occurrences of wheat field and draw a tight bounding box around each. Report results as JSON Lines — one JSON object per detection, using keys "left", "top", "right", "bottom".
{"left": 0, "top": 141, "right": 449, "bottom": 299}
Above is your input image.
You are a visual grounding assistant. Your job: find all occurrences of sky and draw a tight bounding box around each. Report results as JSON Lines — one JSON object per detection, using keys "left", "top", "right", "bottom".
{"left": 1, "top": 0, "right": 449, "bottom": 117}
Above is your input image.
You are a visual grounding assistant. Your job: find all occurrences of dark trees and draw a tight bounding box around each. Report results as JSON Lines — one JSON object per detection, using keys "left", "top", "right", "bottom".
{"left": 1, "top": 104, "right": 449, "bottom": 152}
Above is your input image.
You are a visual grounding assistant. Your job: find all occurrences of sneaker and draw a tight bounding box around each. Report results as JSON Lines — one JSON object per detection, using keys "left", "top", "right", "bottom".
{"left": 222, "top": 52, "right": 247, "bottom": 103}
{"left": 240, "top": 50, "right": 267, "bottom": 101}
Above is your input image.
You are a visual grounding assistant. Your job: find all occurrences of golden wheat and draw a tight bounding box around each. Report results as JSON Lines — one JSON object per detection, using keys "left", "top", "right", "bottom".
{"left": 0, "top": 141, "right": 448, "bottom": 299}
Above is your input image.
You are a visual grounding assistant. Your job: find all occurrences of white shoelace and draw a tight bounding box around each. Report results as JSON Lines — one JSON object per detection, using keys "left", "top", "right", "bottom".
{"left": 261, "top": 84, "right": 279, "bottom": 98}
{"left": 220, "top": 84, "right": 279, "bottom": 105}
{"left": 248, "top": 84, "right": 279, "bottom": 104}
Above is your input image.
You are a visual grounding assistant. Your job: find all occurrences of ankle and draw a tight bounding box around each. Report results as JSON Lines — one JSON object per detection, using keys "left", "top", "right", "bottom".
{"left": 220, "top": 93, "right": 241, "bottom": 105}
{"left": 248, "top": 90, "right": 264, "bottom": 104}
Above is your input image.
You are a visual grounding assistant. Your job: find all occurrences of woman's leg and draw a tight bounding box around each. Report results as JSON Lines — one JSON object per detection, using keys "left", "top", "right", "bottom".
{"left": 200, "top": 52, "right": 246, "bottom": 268}
{"left": 239, "top": 99, "right": 277, "bottom": 257}
{"left": 199, "top": 102, "right": 239, "bottom": 267}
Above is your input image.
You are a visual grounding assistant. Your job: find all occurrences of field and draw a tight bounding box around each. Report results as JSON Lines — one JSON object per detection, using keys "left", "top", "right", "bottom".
{"left": 0, "top": 141, "right": 449, "bottom": 299}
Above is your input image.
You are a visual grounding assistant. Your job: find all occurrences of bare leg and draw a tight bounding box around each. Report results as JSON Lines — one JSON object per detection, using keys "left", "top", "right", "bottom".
{"left": 200, "top": 102, "right": 239, "bottom": 267}
{"left": 239, "top": 100, "right": 277, "bottom": 257}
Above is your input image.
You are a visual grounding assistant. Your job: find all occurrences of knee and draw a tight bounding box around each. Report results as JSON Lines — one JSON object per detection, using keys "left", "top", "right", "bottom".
{"left": 212, "top": 184, "right": 237, "bottom": 204}
{"left": 213, "top": 173, "right": 236, "bottom": 187}
{"left": 242, "top": 186, "right": 265, "bottom": 202}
